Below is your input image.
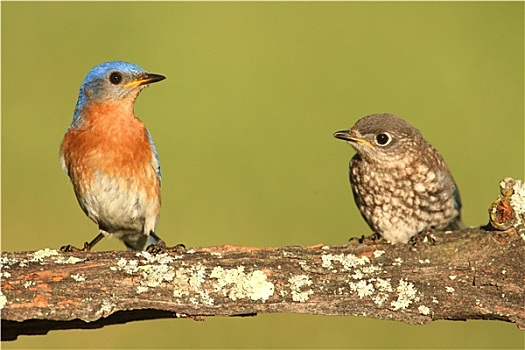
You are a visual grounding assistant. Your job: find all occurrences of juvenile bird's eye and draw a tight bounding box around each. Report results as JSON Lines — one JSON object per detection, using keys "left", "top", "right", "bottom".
{"left": 375, "top": 133, "right": 391, "bottom": 146}
{"left": 109, "top": 72, "right": 122, "bottom": 85}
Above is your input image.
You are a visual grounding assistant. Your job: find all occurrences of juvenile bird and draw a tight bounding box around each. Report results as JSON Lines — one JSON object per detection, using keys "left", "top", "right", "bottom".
{"left": 60, "top": 61, "right": 167, "bottom": 251}
{"left": 334, "top": 113, "right": 463, "bottom": 244}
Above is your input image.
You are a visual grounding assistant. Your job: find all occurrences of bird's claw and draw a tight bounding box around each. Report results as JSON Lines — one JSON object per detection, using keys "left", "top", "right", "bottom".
{"left": 410, "top": 231, "right": 437, "bottom": 247}
{"left": 145, "top": 241, "right": 186, "bottom": 254}
{"left": 59, "top": 242, "right": 92, "bottom": 252}
{"left": 146, "top": 240, "right": 166, "bottom": 254}
{"left": 349, "top": 232, "right": 382, "bottom": 245}
{"left": 167, "top": 243, "right": 187, "bottom": 253}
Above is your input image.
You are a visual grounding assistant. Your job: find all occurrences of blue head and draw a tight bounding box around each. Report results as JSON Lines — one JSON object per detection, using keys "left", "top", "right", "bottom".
{"left": 72, "top": 61, "right": 165, "bottom": 124}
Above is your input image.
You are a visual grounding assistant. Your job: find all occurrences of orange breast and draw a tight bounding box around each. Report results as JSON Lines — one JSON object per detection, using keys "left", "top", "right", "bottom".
{"left": 61, "top": 101, "right": 160, "bottom": 198}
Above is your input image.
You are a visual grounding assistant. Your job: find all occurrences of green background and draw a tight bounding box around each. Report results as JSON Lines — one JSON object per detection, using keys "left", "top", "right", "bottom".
{"left": 2, "top": 2, "right": 523, "bottom": 349}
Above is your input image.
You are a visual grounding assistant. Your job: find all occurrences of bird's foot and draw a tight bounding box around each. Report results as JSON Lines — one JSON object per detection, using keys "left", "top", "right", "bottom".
{"left": 147, "top": 232, "right": 186, "bottom": 253}
{"left": 166, "top": 243, "right": 186, "bottom": 253}
{"left": 146, "top": 239, "right": 166, "bottom": 254}
{"left": 146, "top": 240, "right": 186, "bottom": 254}
{"left": 410, "top": 230, "right": 437, "bottom": 247}
{"left": 60, "top": 233, "right": 104, "bottom": 252}
{"left": 349, "top": 232, "right": 382, "bottom": 245}
{"left": 60, "top": 242, "right": 92, "bottom": 252}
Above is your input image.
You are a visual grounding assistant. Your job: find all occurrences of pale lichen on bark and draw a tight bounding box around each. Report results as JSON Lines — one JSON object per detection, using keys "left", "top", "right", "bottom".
{"left": 1, "top": 178, "right": 524, "bottom": 341}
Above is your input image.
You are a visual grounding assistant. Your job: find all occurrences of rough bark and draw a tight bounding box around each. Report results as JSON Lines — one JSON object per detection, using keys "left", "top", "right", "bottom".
{"left": 1, "top": 227, "right": 524, "bottom": 341}
{"left": 3, "top": 178, "right": 524, "bottom": 341}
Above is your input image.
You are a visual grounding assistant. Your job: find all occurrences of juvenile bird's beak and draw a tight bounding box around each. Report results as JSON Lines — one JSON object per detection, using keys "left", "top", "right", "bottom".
{"left": 333, "top": 130, "right": 374, "bottom": 148}
{"left": 124, "top": 73, "right": 166, "bottom": 88}
{"left": 333, "top": 130, "right": 355, "bottom": 142}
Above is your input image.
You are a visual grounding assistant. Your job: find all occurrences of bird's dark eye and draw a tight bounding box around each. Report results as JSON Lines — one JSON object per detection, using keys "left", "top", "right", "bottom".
{"left": 375, "top": 133, "right": 391, "bottom": 146}
{"left": 109, "top": 72, "right": 122, "bottom": 85}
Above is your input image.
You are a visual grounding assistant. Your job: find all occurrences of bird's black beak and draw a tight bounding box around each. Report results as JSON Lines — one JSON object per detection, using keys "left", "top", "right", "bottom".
{"left": 142, "top": 73, "right": 166, "bottom": 84}
{"left": 125, "top": 73, "right": 166, "bottom": 88}
{"left": 333, "top": 130, "right": 354, "bottom": 142}
{"left": 334, "top": 130, "right": 374, "bottom": 148}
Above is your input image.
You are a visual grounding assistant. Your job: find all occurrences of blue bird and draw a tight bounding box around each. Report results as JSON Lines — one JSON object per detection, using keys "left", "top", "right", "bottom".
{"left": 60, "top": 61, "right": 167, "bottom": 251}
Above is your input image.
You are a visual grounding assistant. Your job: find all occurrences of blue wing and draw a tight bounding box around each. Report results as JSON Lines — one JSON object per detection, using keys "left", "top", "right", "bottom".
{"left": 146, "top": 129, "right": 162, "bottom": 185}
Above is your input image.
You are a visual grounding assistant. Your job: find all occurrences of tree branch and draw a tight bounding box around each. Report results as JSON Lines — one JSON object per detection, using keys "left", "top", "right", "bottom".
{"left": 2, "top": 178, "right": 525, "bottom": 340}
{"left": 1, "top": 227, "right": 524, "bottom": 341}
